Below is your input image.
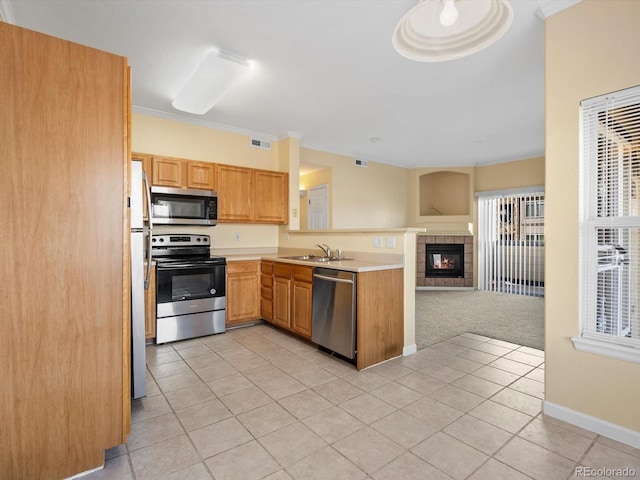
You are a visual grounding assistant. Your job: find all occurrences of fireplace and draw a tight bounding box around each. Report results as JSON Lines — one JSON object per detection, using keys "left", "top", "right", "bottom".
{"left": 426, "top": 243, "right": 465, "bottom": 278}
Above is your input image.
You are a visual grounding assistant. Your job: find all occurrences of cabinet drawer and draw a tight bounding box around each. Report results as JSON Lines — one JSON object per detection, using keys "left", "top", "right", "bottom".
{"left": 261, "top": 261, "right": 273, "bottom": 275}
{"left": 273, "top": 263, "right": 291, "bottom": 278}
{"left": 261, "top": 285, "right": 272, "bottom": 299}
{"left": 227, "top": 260, "right": 259, "bottom": 274}
{"left": 292, "top": 265, "right": 313, "bottom": 283}
{"left": 261, "top": 274, "right": 272, "bottom": 288}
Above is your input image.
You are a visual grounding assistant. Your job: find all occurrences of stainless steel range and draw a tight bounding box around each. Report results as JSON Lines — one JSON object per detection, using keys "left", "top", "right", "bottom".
{"left": 152, "top": 234, "right": 226, "bottom": 344}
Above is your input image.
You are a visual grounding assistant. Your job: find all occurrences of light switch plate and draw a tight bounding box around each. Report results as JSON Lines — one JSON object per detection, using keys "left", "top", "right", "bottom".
{"left": 385, "top": 236, "right": 396, "bottom": 248}
{"left": 373, "top": 236, "right": 383, "bottom": 248}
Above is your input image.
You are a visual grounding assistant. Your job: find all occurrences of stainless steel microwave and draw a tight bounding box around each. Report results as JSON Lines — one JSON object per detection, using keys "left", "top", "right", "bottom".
{"left": 150, "top": 186, "right": 217, "bottom": 226}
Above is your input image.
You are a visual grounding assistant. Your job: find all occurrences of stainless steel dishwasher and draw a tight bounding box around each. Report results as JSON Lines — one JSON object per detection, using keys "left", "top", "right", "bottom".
{"left": 312, "top": 267, "right": 357, "bottom": 359}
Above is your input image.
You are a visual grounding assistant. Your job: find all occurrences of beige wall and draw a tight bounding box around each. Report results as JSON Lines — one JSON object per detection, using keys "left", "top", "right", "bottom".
{"left": 408, "top": 166, "right": 474, "bottom": 232}
{"left": 133, "top": 113, "right": 280, "bottom": 169}
{"left": 475, "top": 156, "right": 545, "bottom": 192}
{"left": 545, "top": 0, "right": 640, "bottom": 431}
{"left": 301, "top": 148, "right": 409, "bottom": 229}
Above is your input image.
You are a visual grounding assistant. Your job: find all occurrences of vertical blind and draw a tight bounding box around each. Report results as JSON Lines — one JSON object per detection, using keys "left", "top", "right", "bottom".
{"left": 580, "top": 85, "right": 640, "bottom": 348}
{"left": 478, "top": 189, "right": 545, "bottom": 297}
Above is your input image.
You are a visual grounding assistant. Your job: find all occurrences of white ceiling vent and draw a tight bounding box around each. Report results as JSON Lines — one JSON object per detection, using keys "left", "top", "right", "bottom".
{"left": 250, "top": 138, "right": 271, "bottom": 150}
{"left": 354, "top": 159, "right": 368, "bottom": 168}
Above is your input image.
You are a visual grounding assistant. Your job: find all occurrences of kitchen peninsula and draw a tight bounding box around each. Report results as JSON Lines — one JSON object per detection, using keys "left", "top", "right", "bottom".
{"left": 216, "top": 227, "right": 421, "bottom": 371}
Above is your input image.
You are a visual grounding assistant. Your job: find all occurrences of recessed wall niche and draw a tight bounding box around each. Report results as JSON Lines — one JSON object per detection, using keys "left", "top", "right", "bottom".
{"left": 419, "top": 171, "right": 470, "bottom": 216}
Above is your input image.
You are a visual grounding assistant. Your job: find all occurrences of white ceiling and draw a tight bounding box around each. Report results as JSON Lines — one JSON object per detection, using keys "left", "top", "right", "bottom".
{"left": 7, "top": 0, "right": 554, "bottom": 168}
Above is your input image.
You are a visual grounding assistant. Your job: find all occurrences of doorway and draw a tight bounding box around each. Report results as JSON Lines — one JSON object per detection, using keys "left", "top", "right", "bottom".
{"left": 477, "top": 190, "right": 545, "bottom": 297}
{"left": 307, "top": 184, "right": 328, "bottom": 230}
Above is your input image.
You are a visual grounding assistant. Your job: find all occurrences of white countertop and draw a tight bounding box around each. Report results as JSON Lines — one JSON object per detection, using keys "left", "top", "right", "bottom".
{"left": 220, "top": 250, "right": 404, "bottom": 272}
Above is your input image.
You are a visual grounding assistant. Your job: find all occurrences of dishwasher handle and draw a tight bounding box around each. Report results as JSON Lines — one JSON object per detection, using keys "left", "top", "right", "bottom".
{"left": 313, "top": 273, "right": 354, "bottom": 284}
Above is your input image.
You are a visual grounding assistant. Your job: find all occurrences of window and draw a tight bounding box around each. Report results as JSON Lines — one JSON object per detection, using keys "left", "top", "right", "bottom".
{"left": 574, "top": 85, "right": 640, "bottom": 363}
{"left": 477, "top": 188, "right": 545, "bottom": 297}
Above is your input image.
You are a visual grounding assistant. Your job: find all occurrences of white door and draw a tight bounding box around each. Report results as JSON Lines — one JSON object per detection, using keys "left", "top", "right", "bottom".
{"left": 307, "top": 185, "right": 328, "bottom": 230}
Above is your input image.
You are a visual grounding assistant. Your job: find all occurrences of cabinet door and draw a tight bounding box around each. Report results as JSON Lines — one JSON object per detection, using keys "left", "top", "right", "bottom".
{"left": 187, "top": 161, "right": 216, "bottom": 190}
{"left": 226, "top": 261, "right": 260, "bottom": 325}
{"left": 253, "top": 170, "right": 288, "bottom": 224}
{"left": 144, "top": 263, "right": 156, "bottom": 339}
{"left": 217, "top": 164, "right": 253, "bottom": 222}
{"left": 152, "top": 156, "right": 184, "bottom": 187}
{"left": 272, "top": 275, "right": 291, "bottom": 329}
{"left": 1, "top": 22, "right": 128, "bottom": 479}
{"left": 291, "top": 279, "right": 312, "bottom": 338}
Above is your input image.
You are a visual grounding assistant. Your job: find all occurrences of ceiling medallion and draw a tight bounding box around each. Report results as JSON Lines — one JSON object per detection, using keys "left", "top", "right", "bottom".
{"left": 392, "top": 0, "right": 513, "bottom": 62}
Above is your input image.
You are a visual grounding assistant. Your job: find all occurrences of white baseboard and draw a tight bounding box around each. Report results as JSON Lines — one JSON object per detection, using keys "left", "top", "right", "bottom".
{"left": 543, "top": 400, "right": 640, "bottom": 449}
{"left": 403, "top": 344, "right": 417, "bottom": 356}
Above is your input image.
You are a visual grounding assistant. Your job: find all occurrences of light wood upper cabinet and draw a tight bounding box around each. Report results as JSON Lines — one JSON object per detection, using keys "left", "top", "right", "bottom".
{"left": 152, "top": 156, "right": 184, "bottom": 187}
{"left": 187, "top": 161, "right": 215, "bottom": 190}
{"left": 226, "top": 260, "right": 261, "bottom": 325}
{"left": 217, "top": 164, "right": 253, "bottom": 222}
{"left": 138, "top": 151, "right": 288, "bottom": 223}
{"left": 253, "top": 170, "right": 288, "bottom": 224}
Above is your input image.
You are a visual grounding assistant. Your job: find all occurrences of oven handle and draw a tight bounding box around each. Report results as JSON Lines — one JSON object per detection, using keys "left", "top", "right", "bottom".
{"left": 143, "top": 169, "right": 153, "bottom": 290}
{"left": 157, "top": 263, "right": 224, "bottom": 270}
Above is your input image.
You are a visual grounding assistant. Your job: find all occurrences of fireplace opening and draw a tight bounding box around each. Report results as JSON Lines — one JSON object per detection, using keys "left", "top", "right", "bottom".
{"left": 426, "top": 243, "right": 465, "bottom": 278}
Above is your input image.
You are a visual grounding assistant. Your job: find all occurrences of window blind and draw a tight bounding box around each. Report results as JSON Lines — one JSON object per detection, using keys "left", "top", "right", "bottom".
{"left": 478, "top": 191, "right": 545, "bottom": 297}
{"left": 579, "top": 85, "right": 640, "bottom": 352}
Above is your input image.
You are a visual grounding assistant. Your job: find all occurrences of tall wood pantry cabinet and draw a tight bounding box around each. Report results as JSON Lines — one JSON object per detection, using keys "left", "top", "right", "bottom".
{"left": 0, "top": 23, "right": 130, "bottom": 479}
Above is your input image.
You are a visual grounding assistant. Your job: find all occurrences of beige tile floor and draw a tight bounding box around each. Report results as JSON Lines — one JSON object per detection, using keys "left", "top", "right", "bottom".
{"left": 87, "top": 324, "right": 640, "bottom": 480}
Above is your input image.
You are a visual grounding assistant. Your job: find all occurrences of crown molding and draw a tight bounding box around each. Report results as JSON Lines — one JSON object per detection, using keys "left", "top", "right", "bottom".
{"left": 534, "top": 0, "right": 582, "bottom": 20}
{"left": 132, "top": 105, "right": 278, "bottom": 142}
{"left": 0, "top": 0, "right": 16, "bottom": 23}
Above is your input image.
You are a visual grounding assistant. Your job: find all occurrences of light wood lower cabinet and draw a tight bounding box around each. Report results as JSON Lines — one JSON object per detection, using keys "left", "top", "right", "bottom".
{"left": 260, "top": 261, "right": 274, "bottom": 321}
{"left": 263, "top": 262, "right": 312, "bottom": 339}
{"left": 144, "top": 262, "right": 156, "bottom": 339}
{"left": 226, "top": 260, "right": 261, "bottom": 325}
{"left": 272, "top": 263, "right": 292, "bottom": 329}
{"left": 259, "top": 261, "right": 403, "bottom": 369}
{"left": 356, "top": 268, "right": 404, "bottom": 370}
{"left": 291, "top": 266, "right": 313, "bottom": 338}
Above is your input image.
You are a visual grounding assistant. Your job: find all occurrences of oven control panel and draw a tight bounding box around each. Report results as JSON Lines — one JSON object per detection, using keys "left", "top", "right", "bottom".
{"left": 151, "top": 234, "right": 210, "bottom": 246}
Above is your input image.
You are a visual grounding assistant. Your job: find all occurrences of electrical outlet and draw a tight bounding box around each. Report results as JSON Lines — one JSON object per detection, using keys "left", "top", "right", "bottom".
{"left": 293, "top": 208, "right": 298, "bottom": 218}
{"left": 385, "top": 236, "right": 396, "bottom": 248}
{"left": 234, "top": 232, "right": 240, "bottom": 241}
{"left": 373, "top": 236, "right": 382, "bottom": 248}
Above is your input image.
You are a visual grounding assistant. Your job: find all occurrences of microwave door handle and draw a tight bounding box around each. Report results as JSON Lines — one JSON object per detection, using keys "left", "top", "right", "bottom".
{"left": 143, "top": 170, "right": 153, "bottom": 290}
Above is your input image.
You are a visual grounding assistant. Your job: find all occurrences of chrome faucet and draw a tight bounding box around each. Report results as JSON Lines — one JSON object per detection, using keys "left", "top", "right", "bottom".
{"left": 316, "top": 243, "right": 331, "bottom": 257}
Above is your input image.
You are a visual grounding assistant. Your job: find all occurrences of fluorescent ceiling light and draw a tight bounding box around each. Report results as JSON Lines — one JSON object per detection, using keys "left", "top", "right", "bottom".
{"left": 392, "top": 0, "right": 513, "bottom": 62}
{"left": 172, "top": 49, "right": 254, "bottom": 115}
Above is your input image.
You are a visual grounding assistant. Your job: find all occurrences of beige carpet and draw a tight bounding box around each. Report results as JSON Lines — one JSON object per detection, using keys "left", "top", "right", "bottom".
{"left": 415, "top": 290, "right": 544, "bottom": 350}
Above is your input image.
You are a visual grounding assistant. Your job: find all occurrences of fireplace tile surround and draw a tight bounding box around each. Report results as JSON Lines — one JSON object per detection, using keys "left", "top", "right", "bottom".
{"left": 417, "top": 235, "right": 473, "bottom": 288}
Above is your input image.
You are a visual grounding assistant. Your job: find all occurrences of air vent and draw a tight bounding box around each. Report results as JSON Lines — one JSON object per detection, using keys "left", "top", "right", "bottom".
{"left": 354, "top": 159, "right": 368, "bottom": 168}
{"left": 250, "top": 138, "right": 271, "bottom": 150}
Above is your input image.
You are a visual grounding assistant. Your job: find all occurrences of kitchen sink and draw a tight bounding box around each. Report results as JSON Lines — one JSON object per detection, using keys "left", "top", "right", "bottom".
{"left": 278, "top": 255, "right": 353, "bottom": 262}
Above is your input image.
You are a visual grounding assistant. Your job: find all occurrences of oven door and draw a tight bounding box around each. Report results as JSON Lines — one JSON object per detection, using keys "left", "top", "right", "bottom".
{"left": 156, "top": 263, "right": 226, "bottom": 304}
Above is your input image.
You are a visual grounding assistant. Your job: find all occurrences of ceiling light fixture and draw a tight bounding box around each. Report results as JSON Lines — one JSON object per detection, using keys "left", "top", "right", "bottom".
{"left": 439, "top": 0, "right": 458, "bottom": 26}
{"left": 172, "top": 49, "right": 254, "bottom": 115}
{"left": 392, "top": 0, "right": 513, "bottom": 62}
